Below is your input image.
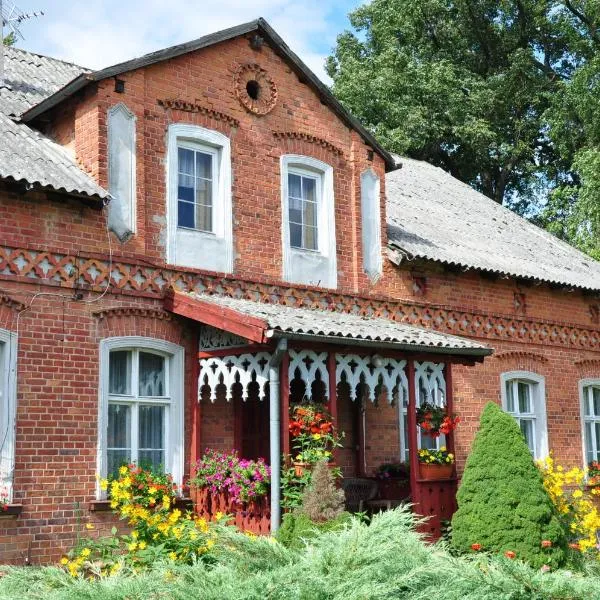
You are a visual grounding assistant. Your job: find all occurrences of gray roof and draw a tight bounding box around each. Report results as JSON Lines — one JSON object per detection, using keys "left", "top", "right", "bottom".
{"left": 188, "top": 292, "right": 491, "bottom": 356}
{"left": 386, "top": 157, "right": 600, "bottom": 291}
{"left": 19, "top": 18, "right": 396, "bottom": 171}
{"left": 0, "top": 47, "right": 107, "bottom": 200}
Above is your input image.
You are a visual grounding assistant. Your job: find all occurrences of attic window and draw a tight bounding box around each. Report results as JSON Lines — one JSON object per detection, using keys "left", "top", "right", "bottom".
{"left": 246, "top": 80, "right": 260, "bottom": 100}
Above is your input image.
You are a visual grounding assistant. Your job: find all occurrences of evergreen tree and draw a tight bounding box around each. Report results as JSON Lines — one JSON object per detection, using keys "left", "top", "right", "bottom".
{"left": 451, "top": 402, "right": 567, "bottom": 568}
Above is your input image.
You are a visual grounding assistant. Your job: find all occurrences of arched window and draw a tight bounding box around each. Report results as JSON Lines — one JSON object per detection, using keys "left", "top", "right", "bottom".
{"left": 579, "top": 379, "right": 600, "bottom": 467}
{"left": 98, "top": 337, "right": 184, "bottom": 491}
{"left": 500, "top": 371, "right": 548, "bottom": 459}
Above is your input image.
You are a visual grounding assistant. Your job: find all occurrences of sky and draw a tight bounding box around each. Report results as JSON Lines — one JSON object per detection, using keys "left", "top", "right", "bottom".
{"left": 5, "top": 0, "right": 362, "bottom": 84}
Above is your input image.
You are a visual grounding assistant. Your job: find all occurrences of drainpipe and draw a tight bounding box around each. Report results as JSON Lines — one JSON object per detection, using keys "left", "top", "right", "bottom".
{"left": 269, "top": 338, "right": 287, "bottom": 533}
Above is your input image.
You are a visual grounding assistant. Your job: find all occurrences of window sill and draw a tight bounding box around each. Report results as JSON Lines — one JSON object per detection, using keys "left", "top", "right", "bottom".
{"left": 89, "top": 497, "right": 194, "bottom": 513}
{"left": 0, "top": 504, "right": 23, "bottom": 519}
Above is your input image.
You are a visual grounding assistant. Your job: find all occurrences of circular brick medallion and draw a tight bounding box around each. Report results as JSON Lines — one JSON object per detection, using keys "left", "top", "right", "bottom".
{"left": 234, "top": 64, "right": 277, "bottom": 116}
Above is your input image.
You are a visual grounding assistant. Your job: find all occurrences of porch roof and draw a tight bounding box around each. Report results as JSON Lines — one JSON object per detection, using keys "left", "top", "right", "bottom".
{"left": 165, "top": 290, "right": 492, "bottom": 358}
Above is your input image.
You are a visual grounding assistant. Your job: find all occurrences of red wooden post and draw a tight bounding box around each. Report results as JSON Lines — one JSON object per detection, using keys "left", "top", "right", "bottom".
{"left": 280, "top": 351, "right": 290, "bottom": 457}
{"left": 407, "top": 361, "right": 420, "bottom": 507}
{"left": 356, "top": 392, "right": 365, "bottom": 477}
{"left": 445, "top": 362, "right": 456, "bottom": 475}
{"left": 190, "top": 351, "right": 201, "bottom": 477}
{"left": 327, "top": 352, "right": 338, "bottom": 464}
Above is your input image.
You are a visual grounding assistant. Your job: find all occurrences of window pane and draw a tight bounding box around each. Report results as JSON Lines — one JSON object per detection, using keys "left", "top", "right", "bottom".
{"left": 139, "top": 352, "right": 166, "bottom": 397}
{"left": 109, "top": 351, "right": 131, "bottom": 395}
{"left": 195, "top": 151, "right": 212, "bottom": 180}
{"left": 593, "top": 388, "right": 600, "bottom": 416}
{"left": 303, "top": 176, "right": 316, "bottom": 202}
{"left": 288, "top": 174, "right": 301, "bottom": 199}
{"left": 506, "top": 381, "right": 515, "bottom": 412}
{"left": 196, "top": 176, "right": 212, "bottom": 208}
{"left": 289, "top": 222, "right": 302, "bottom": 248}
{"left": 178, "top": 200, "right": 195, "bottom": 228}
{"left": 107, "top": 403, "right": 131, "bottom": 477}
{"left": 304, "top": 198, "right": 317, "bottom": 228}
{"left": 520, "top": 419, "right": 535, "bottom": 454}
{"left": 139, "top": 405, "right": 165, "bottom": 471}
{"left": 196, "top": 202, "right": 212, "bottom": 232}
{"left": 595, "top": 423, "right": 600, "bottom": 462}
{"left": 289, "top": 196, "right": 302, "bottom": 224}
{"left": 178, "top": 147, "right": 194, "bottom": 175}
{"left": 304, "top": 225, "right": 318, "bottom": 250}
{"left": 518, "top": 382, "right": 531, "bottom": 414}
{"left": 177, "top": 174, "right": 194, "bottom": 202}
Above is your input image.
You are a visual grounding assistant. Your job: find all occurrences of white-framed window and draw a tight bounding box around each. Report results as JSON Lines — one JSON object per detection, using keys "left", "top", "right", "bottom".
{"left": 280, "top": 154, "right": 337, "bottom": 288}
{"left": 0, "top": 328, "right": 17, "bottom": 501}
{"left": 98, "top": 337, "right": 184, "bottom": 492}
{"left": 108, "top": 103, "right": 136, "bottom": 241}
{"left": 398, "top": 387, "right": 409, "bottom": 462}
{"left": 360, "top": 169, "right": 382, "bottom": 281}
{"left": 501, "top": 371, "right": 548, "bottom": 459}
{"left": 167, "top": 124, "right": 232, "bottom": 273}
{"left": 579, "top": 379, "right": 600, "bottom": 466}
{"left": 415, "top": 362, "right": 446, "bottom": 452}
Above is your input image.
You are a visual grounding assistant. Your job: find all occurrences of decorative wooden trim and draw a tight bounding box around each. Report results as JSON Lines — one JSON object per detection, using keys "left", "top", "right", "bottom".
{"left": 273, "top": 131, "right": 344, "bottom": 157}
{"left": 92, "top": 307, "right": 172, "bottom": 320}
{"left": 0, "top": 295, "right": 25, "bottom": 312}
{"left": 495, "top": 350, "right": 549, "bottom": 363}
{"left": 158, "top": 99, "right": 239, "bottom": 127}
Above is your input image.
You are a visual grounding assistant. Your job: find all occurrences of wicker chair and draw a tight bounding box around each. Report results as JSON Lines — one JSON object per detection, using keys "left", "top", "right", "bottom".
{"left": 341, "top": 478, "right": 379, "bottom": 512}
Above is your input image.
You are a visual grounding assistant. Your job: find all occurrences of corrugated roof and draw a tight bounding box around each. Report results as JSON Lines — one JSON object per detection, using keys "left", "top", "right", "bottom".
{"left": 185, "top": 292, "right": 491, "bottom": 356}
{"left": 19, "top": 18, "right": 396, "bottom": 171}
{"left": 386, "top": 157, "right": 600, "bottom": 291}
{"left": 0, "top": 47, "right": 107, "bottom": 200}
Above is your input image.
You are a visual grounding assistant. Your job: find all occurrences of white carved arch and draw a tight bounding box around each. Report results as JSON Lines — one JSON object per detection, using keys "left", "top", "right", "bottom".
{"left": 288, "top": 350, "right": 329, "bottom": 400}
{"left": 336, "top": 354, "right": 407, "bottom": 402}
{"left": 199, "top": 352, "right": 271, "bottom": 402}
{"left": 414, "top": 361, "right": 446, "bottom": 407}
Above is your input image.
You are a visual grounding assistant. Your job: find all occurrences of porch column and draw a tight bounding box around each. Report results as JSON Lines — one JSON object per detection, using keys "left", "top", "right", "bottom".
{"left": 445, "top": 363, "right": 456, "bottom": 475}
{"left": 280, "top": 350, "right": 290, "bottom": 457}
{"left": 407, "top": 360, "right": 420, "bottom": 507}
{"left": 327, "top": 352, "right": 338, "bottom": 464}
{"left": 190, "top": 350, "right": 201, "bottom": 480}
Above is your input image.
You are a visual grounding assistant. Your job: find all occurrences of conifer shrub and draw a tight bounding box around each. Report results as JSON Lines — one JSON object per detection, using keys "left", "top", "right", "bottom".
{"left": 298, "top": 460, "right": 345, "bottom": 523}
{"left": 451, "top": 402, "right": 567, "bottom": 568}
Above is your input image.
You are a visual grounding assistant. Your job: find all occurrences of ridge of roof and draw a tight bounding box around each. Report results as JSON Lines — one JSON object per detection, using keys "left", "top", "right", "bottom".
{"left": 19, "top": 18, "right": 396, "bottom": 171}
{"left": 385, "top": 157, "right": 600, "bottom": 292}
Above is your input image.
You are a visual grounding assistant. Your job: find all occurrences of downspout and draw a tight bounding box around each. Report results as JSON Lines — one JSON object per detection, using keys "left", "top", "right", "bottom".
{"left": 269, "top": 337, "right": 287, "bottom": 533}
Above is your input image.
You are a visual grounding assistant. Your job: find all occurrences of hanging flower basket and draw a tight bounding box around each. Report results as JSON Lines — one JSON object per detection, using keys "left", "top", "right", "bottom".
{"left": 416, "top": 402, "right": 460, "bottom": 437}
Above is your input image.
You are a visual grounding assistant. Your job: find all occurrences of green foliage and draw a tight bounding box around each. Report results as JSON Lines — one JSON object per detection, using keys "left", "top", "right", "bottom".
{"left": 452, "top": 402, "right": 567, "bottom": 568}
{"left": 2, "top": 508, "right": 600, "bottom": 599}
{"left": 276, "top": 511, "right": 352, "bottom": 550}
{"left": 2, "top": 32, "right": 16, "bottom": 46}
{"left": 281, "top": 461, "right": 312, "bottom": 510}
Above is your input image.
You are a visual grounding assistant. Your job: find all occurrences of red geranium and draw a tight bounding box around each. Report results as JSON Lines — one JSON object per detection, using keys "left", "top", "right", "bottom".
{"left": 541, "top": 540, "right": 552, "bottom": 548}
{"left": 504, "top": 550, "right": 516, "bottom": 559}
{"left": 471, "top": 543, "right": 482, "bottom": 551}
{"left": 289, "top": 421, "right": 303, "bottom": 436}
{"left": 416, "top": 402, "right": 460, "bottom": 437}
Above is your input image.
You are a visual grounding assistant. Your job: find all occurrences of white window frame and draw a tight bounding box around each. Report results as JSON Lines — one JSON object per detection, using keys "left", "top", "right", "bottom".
{"left": 166, "top": 124, "right": 232, "bottom": 273}
{"left": 0, "top": 328, "right": 17, "bottom": 502}
{"left": 98, "top": 337, "right": 184, "bottom": 496}
{"left": 360, "top": 169, "right": 383, "bottom": 281}
{"left": 579, "top": 379, "right": 600, "bottom": 468}
{"left": 500, "top": 371, "right": 548, "bottom": 459}
{"left": 280, "top": 154, "right": 337, "bottom": 288}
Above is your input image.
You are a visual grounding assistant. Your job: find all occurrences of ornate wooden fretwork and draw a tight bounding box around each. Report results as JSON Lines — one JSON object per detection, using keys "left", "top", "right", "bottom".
{"left": 272, "top": 131, "right": 344, "bottom": 158}
{"left": 199, "top": 352, "right": 271, "bottom": 402}
{"left": 3, "top": 244, "right": 600, "bottom": 351}
{"left": 198, "top": 325, "right": 249, "bottom": 351}
{"left": 158, "top": 99, "right": 239, "bottom": 127}
{"left": 415, "top": 361, "right": 446, "bottom": 406}
{"left": 336, "top": 354, "right": 408, "bottom": 402}
{"left": 288, "top": 350, "right": 329, "bottom": 400}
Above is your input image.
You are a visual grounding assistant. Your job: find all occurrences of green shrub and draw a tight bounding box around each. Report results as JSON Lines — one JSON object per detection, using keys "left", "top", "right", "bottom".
{"left": 298, "top": 460, "right": 345, "bottom": 523}
{"left": 451, "top": 402, "right": 567, "bottom": 568}
{"left": 276, "top": 511, "right": 352, "bottom": 550}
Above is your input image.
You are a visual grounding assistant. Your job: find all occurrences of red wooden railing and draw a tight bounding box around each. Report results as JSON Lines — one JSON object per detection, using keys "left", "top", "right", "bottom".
{"left": 191, "top": 487, "right": 271, "bottom": 535}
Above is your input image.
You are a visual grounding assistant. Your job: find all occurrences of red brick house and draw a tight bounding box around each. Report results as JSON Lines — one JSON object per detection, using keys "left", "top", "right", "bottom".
{"left": 1, "top": 18, "right": 600, "bottom": 564}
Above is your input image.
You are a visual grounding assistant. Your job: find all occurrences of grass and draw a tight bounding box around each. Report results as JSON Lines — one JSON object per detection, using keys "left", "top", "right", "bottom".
{"left": 1, "top": 507, "right": 599, "bottom": 600}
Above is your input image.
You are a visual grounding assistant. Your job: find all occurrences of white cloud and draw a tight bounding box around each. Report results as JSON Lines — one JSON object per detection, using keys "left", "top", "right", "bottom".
{"left": 12, "top": 0, "right": 352, "bottom": 84}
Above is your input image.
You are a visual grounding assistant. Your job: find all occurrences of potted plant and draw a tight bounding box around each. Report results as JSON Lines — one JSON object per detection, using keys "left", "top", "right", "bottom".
{"left": 375, "top": 463, "right": 410, "bottom": 500}
{"left": 418, "top": 447, "right": 455, "bottom": 480}
{"left": 416, "top": 402, "right": 460, "bottom": 438}
{"left": 289, "top": 404, "right": 342, "bottom": 476}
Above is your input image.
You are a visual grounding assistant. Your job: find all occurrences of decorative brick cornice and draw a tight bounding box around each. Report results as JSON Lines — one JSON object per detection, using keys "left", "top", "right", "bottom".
{"left": 3, "top": 245, "right": 600, "bottom": 352}
{"left": 92, "top": 307, "right": 172, "bottom": 321}
{"left": 574, "top": 359, "right": 600, "bottom": 368}
{"left": 0, "top": 294, "right": 26, "bottom": 312}
{"left": 495, "top": 350, "right": 549, "bottom": 363}
{"left": 272, "top": 131, "right": 345, "bottom": 158}
{"left": 158, "top": 99, "right": 239, "bottom": 127}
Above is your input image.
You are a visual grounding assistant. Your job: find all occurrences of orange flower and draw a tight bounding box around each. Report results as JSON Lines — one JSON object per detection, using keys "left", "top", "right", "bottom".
{"left": 471, "top": 543, "right": 481, "bottom": 551}
{"left": 289, "top": 421, "right": 302, "bottom": 436}
{"left": 320, "top": 422, "right": 333, "bottom": 434}
{"left": 569, "top": 542, "right": 580, "bottom": 551}
{"left": 541, "top": 540, "right": 552, "bottom": 548}
{"left": 504, "top": 550, "right": 516, "bottom": 559}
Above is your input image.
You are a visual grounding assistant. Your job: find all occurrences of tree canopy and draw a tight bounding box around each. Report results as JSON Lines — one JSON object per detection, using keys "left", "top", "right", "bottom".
{"left": 327, "top": 0, "right": 600, "bottom": 257}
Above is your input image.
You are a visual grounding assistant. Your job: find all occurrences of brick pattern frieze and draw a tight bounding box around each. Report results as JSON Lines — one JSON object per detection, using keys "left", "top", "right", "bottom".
{"left": 2, "top": 245, "right": 600, "bottom": 351}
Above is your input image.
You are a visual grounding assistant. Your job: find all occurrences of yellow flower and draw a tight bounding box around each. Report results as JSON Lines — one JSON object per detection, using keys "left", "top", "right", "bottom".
{"left": 312, "top": 433, "right": 321, "bottom": 440}
{"left": 128, "top": 542, "right": 137, "bottom": 552}
{"left": 215, "top": 511, "right": 223, "bottom": 521}
{"left": 138, "top": 541, "right": 147, "bottom": 550}
{"left": 162, "top": 496, "right": 171, "bottom": 510}
{"left": 131, "top": 530, "right": 139, "bottom": 539}
{"left": 440, "top": 446, "right": 447, "bottom": 452}
{"left": 573, "top": 489, "right": 583, "bottom": 499}
{"left": 60, "top": 557, "right": 68, "bottom": 565}
{"left": 168, "top": 551, "right": 177, "bottom": 561}
{"left": 206, "top": 538, "right": 215, "bottom": 550}
{"left": 85, "top": 523, "right": 95, "bottom": 530}
{"left": 119, "top": 465, "right": 129, "bottom": 476}
{"left": 80, "top": 548, "right": 91, "bottom": 558}
{"left": 148, "top": 486, "right": 158, "bottom": 495}
{"left": 109, "top": 562, "right": 121, "bottom": 576}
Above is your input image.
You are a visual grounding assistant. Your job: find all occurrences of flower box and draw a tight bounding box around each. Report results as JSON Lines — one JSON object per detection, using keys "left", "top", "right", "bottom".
{"left": 419, "top": 462, "right": 453, "bottom": 480}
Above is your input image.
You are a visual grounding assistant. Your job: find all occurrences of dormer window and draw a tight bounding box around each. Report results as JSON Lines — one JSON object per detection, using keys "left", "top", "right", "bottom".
{"left": 167, "top": 124, "right": 232, "bottom": 274}
{"left": 280, "top": 155, "right": 337, "bottom": 288}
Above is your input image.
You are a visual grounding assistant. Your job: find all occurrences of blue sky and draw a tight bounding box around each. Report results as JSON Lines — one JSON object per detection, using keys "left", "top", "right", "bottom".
{"left": 7, "top": 0, "right": 362, "bottom": 83}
